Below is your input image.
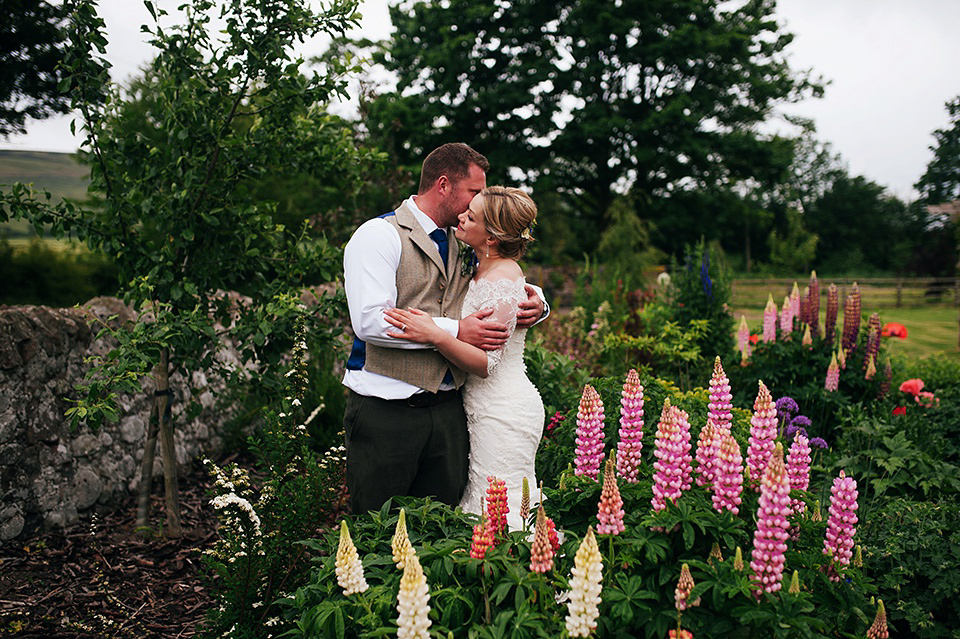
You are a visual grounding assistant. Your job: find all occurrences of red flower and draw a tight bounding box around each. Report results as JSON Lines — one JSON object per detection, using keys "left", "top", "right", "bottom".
{"left": 892, "top": 406, "right": 907, "bottom": 416}
{"left": 749, "top": 333, "right": 761, "bottom": 345}
{"left": 899, "top": 378, "right": 924, "bottom": 396}
{"left": 882, "top": 323, "right": 908, "bottom": 339}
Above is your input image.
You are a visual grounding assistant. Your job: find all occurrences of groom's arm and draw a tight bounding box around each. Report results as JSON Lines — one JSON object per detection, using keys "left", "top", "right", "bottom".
{"left": 516, "top": 284, "right": 549, "bottom": 329}
{"left": 344, "top": 219, "right": 443, "bottom": 350}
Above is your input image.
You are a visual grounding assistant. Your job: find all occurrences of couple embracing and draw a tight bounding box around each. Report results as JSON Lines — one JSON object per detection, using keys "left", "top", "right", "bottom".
{"left": 342, "top": 143, "right": 547, "bottom": 531}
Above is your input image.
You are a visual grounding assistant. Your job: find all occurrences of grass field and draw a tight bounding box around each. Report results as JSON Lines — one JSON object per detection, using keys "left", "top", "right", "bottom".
{"left": 0, "top": 150, "right": 90, "bottom": 239}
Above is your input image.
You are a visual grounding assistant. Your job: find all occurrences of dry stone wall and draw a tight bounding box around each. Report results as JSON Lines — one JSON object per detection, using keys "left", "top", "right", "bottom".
{"left": 0, "top": 297, "right": 236, "bottom": 541}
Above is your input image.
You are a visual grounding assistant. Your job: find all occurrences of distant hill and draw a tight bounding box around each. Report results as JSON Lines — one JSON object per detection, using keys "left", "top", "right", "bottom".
{"left": 0, "top": 150, "right": 90, "bottom": 238}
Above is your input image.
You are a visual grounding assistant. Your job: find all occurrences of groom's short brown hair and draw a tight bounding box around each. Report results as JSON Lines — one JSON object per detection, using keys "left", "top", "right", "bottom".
{"left": 418, "top": 143, "right": 490, "bottom": 194}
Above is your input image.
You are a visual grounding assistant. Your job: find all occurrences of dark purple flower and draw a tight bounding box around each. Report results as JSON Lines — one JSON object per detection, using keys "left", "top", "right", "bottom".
{"left": 775, "top": 396, "right": 799, "bottom": 417}
{"left": 809, "top": 437, "right": 828, "bottom": 449}
{"left": 785, "top": 423, "right": 799, "bottom": 437}
{"left": 790, "top": 415, "right": 812, "bottom": 430}
{"left": 700, "top": 251, "right": 713, "bottom": 301}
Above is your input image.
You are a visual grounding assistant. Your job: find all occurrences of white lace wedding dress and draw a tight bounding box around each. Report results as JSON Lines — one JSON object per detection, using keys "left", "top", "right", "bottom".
{"left": 458, "top": 276, "right": 545, "bottom": 531}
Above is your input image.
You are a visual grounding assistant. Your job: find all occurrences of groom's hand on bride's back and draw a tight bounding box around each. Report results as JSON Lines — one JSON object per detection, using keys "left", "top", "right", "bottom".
{"left": 515, "top": 284, "right": 545, "bottom": 328}
{"left": 460, "top": 309, "right": 509, "bottom": 351}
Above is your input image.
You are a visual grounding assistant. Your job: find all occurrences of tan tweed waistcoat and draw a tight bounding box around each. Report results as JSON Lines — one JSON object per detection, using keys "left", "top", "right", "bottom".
{"left": 364, "top": 200, "right": 472, "bottom": 392}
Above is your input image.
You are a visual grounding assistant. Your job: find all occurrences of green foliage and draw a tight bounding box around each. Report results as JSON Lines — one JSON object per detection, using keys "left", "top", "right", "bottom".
{"left": 1, "top": 0, "right": 365, "bottom": 425}
{"left": 201, "top": 324, "right": 349, "bottom": 638}
{"left": 665, "top": 240, "right": 735, "bottom": 380}
{"left": 0, "top": 237, "right": 116, "bottom": 305}
{"left": 859, "top": 498, "right": 960, "bottom": 639}
{"left": 767, "top": 209, "right": 819, "bottom": 275}
{"left": 915, "top": 95, "right": 960, "bottom": 205}
{"left": 280, "top": 367, "right": 875, "bottom": 639}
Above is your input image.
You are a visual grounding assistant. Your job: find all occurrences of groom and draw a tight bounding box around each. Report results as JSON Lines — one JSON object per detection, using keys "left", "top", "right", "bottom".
{"left": 342, "top": 142, "right": 547, "bottom": 515}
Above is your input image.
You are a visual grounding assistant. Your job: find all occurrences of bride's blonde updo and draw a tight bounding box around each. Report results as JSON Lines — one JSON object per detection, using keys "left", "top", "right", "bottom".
{"left": 479, "top": 186, "right": 537, "bottom": 260}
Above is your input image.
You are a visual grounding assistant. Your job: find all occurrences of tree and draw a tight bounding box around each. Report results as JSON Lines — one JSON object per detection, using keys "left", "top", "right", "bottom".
{"left": 767, "top": 208, "right": 818, "bottom": 274}
{"left": 805, "top": 175, "right": 906, "bottom": 274}
{"left": 365, "top": 0, "right": 821, "bottom": 246}
{"left": 916, "top": 96, "right": 960, "bottom": 204}
{"left": 1, "top": 0, "right": 369, "bottom": 537}
{"left": 0, "top": 0, "right": 74, "bottom": 136}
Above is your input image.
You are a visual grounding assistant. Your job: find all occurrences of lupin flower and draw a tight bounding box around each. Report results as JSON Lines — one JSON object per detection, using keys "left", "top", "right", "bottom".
{"left": 546, "top": 514, "right": 561, "bottom": 552}
{"left": 392, "top": 508, "right": 414, "bottom": 569}
{"left": 695, "top": 418, "right": 721, "bottom": 488}
{"left": 763, "top": 294, "right": 777, "bottom": 342}
{"left": 790, "top": 282, "right": 801, "bottom": 324}
{"left": 823, "top": 470, "right": 859, "bottom": 582}
{"left": 652, "top": 399, "right": 693, "bottom": 512}
{"left": 878, "top": 360, "right": 892, "bottom": 399}
{"left": 737, "top": 315, "right": 751, "bottom": 361}
{"left": 520, "top": 477, "right": 531, "bottom": 526}
{"left": 708, "top": 357, "right": 734, "bottom": 433}
{"left": 733, "top": 546, "right": 744, "bottom": 571}
{"left": 854, "top": 545, "right": 863, "bottom": 568}
{"left": 709, "top": 543, "right": 723, "bottom": 565}
{"left": 799, "top": 286, "right": 810, "bottom": 327}
{"left": 867, "top": 600, "right": 889, "bottom": 639}
{"left": 669, "top": 630, "right": 693, "bottom": 639}
{"left": 788, "top": 570, "right": 800, "bottom": 594}
{"left": 616, "top": 369, "right": 645, "bottom": 483}
{"left": 865, "top": 356, "right": 877, "bottom": 381}
{"left": 485, "top": 476, "right": 509, "bottom": 537}
{"left": 575, "top": 385, "right": 606, "bottom": 480}
{"left": 336, "top": 520, "right": 369, "bottom": 595}
{"left": 470, "top": 513, "right": 494, "bottom": 559}
{"left": 780, "top": 294, "right": 793, "bottom": 334}
{"left": 565, "top": 527, "right": 603, "bottom": 638}
{"left": 786, "top": 432, "right": 812, "bottom": 515}
{"left": 529, "top": 504, "right": 555, "bottom": 573}
{"left": 825, "top": 352, "right": 840, "bottom": 392}
{"left": 396, "top": 550, "right": 431, "bottom": 639}
{"left": 750, "top": 443, "right": 791, "bottom": 596}
{"left": 837, "top": 346, "right": 847, "bottom": 370}
{"left": 746, "top": 381, "right": 777, "bottom": 486}
{"left": 597, "top": 454, "right": 626, "bottom": 535}
{"left": 812, "top": 499, "right": 822, "bottom": 522}
{"left": 864, "top": 312, "right": 882, "bottom": 366}
{"left": 841, "top": 284, "right": 861, "bottom": 352}
{"left": 675, "top": 563, "right": 701, "bottom": 611}
{"left": 712, "top": 431, "right": 744, "bottom": 515}
{"left": 808, "top": 271, "right": 820, "bottom": 336}
{"left": 824, "top": 283, "right": 838, "bottom": 345}
{"left": 801, "top": 324, "right": 812, "bottom": 346}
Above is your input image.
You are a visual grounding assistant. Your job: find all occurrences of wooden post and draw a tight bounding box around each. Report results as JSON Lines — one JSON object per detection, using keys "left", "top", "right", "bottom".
{"left": 135, "top": 402, "right": 159, "bottom": 534}
{"left": 896, "top": 279, "right": 902, "bottom": 308}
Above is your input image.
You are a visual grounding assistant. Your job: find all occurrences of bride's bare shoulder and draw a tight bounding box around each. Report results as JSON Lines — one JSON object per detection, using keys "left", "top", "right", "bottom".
{"left": 478, "top": 260, "right": 523, "bottom": 284}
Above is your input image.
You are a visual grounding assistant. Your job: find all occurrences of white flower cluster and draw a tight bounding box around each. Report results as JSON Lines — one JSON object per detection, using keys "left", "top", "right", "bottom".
{"left": 397, "top": 551, "right": 431, "bottom": 639}
{"left": 565, "top": 526, "right": 603, "bottom": 638}
{"left": 210, "top": 493, "right": 262, "bottom": 535}
{"left": 335, "top": 520, "right": 369, "bottom": 595}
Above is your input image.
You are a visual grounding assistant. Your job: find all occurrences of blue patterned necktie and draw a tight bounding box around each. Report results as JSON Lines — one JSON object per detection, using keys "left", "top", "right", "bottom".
{"left": 429, "top": 228, "right": 448, "bottom": 268}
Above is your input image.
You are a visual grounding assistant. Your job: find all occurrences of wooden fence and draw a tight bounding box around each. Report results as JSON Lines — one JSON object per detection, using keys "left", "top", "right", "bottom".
{"left": 731, "top": 277, "right": 960, "bottom": 309}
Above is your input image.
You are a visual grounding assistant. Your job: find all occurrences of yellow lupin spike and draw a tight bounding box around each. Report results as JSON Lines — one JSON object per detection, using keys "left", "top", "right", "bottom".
{"left": 392, "top": 508, "right": 414, "bottom": 570}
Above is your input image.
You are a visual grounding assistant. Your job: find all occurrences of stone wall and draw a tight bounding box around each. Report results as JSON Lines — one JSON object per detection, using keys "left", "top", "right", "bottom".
{"left": 0, "top": 297, "right": 236, "bottom": 541}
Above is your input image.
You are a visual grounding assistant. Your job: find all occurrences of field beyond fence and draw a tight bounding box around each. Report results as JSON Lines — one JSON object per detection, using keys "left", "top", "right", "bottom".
{"left": 730, "top": 277, "right": 960, "bottom": 361}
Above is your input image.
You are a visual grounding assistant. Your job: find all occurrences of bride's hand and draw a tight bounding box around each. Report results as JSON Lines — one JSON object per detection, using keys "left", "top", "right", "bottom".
{"left": 384, "top": 307, "right": 441, "bottom": 344}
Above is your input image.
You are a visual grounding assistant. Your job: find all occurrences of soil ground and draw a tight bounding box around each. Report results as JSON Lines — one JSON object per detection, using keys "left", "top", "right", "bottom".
{"left": 1, "top": 460, "right": 221, "bottom": 638}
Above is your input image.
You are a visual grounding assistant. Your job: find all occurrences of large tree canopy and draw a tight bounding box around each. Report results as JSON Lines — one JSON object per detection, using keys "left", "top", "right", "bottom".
{"left": 367, "top": 0, "right": 821, "bottom": 224}
{"left": 916, "top": 96, "right": 960, "bottom": 205}
{"left": 0, "top": 0, "right": 72, "bottom": 136}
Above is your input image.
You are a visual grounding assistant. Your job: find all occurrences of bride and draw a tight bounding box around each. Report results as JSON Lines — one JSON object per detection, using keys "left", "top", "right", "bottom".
{"left": 385, "top": 186, "right": 545, "bottom": 531}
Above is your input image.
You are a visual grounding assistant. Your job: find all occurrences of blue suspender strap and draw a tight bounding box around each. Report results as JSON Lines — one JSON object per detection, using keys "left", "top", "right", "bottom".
{"left": 346, "top": 211, "right": 398, "bottom": 371}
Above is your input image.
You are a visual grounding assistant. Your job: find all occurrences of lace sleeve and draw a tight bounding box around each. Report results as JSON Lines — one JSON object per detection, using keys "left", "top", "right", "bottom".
{"left": 470, "top": 278, "right": 524, "bottom": 375}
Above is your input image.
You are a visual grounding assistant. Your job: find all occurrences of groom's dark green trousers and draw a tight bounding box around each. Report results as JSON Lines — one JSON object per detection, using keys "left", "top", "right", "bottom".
{"left": 344, "top": 389, "right": 470, "bottom": 515}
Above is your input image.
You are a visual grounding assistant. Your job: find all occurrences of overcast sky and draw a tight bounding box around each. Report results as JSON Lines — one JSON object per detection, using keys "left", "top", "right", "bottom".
{"left": 2, "top": 0, "right": 958, "bottom": 201}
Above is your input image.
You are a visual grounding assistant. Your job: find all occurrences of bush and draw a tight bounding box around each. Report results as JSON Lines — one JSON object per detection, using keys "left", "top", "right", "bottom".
{"left": 0, "top": 237, "right": 117, "bottom": 306}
